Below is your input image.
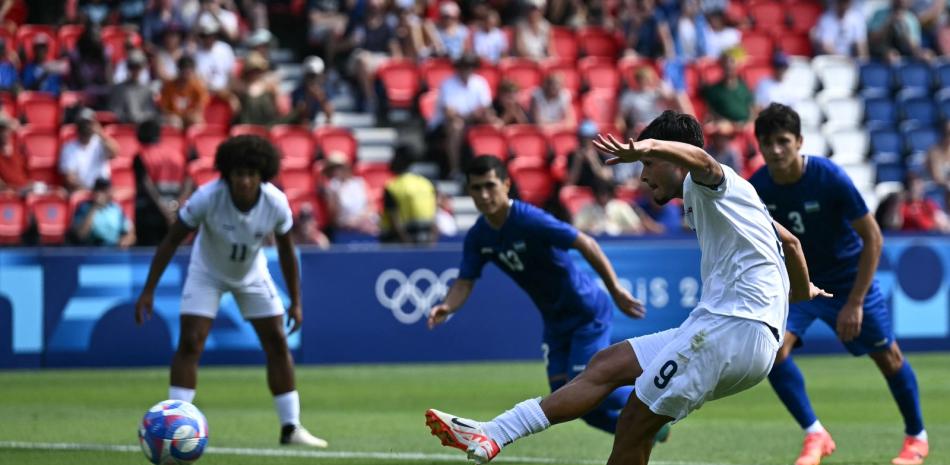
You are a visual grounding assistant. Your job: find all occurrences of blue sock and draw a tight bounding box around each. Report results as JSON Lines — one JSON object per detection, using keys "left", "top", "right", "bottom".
{"left": 580, "top": 385, "right": 633, "bottom": 434}
{"left": 886, "top": 361, "right": 925, "bottom": 436}
{"left": 768, "top": 357, "right": 818, "bottom": 429}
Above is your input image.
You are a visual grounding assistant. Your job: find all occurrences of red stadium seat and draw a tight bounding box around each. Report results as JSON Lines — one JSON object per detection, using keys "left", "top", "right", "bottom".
{"left": 230, "top": 124, "right": 269, "bottom": 138}
{"left": 285, "top": 189, "right": 329, "bottom": 229}
{"left": 270, "top": 125, "right": 314, "bottom": 169}
{"left": 59, "top": 124, "right": 77, "bottom": 144}
{"left": 110, "top": 166, "right": 135, "bottom": 193}
{"left": 0, "top": 193, "right": 26, "bottom": 244}
{"left": 503, "top": 124, "right": 548, "bottom": 160}
{"left": 203, "top": 96, "right": 233, "bottom": 128}
{"left": 618, "top": 56, "right": 664, "bottom": 90}
{"left": 59, "top": 90, "right": 84, "bottom": 110}
{"left": 104, "top": 124, "right": 141, "bottom": 169}
{"left": 376, "top": 59, "right": 421, "bottom": 109}
{"left": 778, "top": 33, "right": 813, "bottom": 57}
{"left": 550, "top": 27, "right": 579, "bottom": 61}
{"left": 577, "top": 27, "right": 620, "bottom": 58}
{"left": 740, "top": 32, "right": 774, "bottom": 66}
{"left": 547, "top": 128, "right": 580, "bottom": 160}
{"left": 0, "top": 92, "right": 15, "bottom": 120}
{"left": 18, "top": 126, "right": 59, "bottom": 171}
{"left": 277, "top": 166, "right": 315, "bottom": 193}
{"left": 313, "top": 126, "right": 357, "bottom": 163}
{"left": 508, "top": 157, "right": 553, "bottom": 207}
{"left": 26, "top": 191, "right": 68, "bottom": 244}
{"left": 187, "top": 158, "right": 219, "bottom": 187}
{"left": 101, "top": 26, "right": 142, "bottom": 64}
{"left": 18, "top": 91, "right": 60, "bottom": 128}
{"left": 559, "top": 185, "right": 595, "bottom": 217}
{"left": 187, "top": 124, "right": 227, "bottom": 160}
{"left": 788, "top": 2, "right": 822, "bottom": 34}
{"left": 498, "top": 58, "right": 542, "bottom": 92}
{"left": 725, "top": 1, "right": 749, "bottom": 28}
{"left": 695, "top": 58, "right": 724, "bottom": 85}
{"left": 418, "top": 89, "right": 439, "bottom": 123}
{"left": 740, "top": 63, "right": 774, "bottom": 90}
{"left": 57, "top": 24, "right": 84, "bottom": 53}
{"left": 579, "top": 57, "right": 620, "bottom": 93}
{"left": 420, "top": 58, "right": 455, "bottom": 91}
{"left": 749, "top": 2, "right": 785, "bottom": 31}
{"left": 540, "top": 59, "right": 581, "bottom": 95}
{"left": 354, "top": 162, "right": 393, "bottom": 210}
{"left": 16, "top": 25, "right": 57, "bottom": 62}
{"left": 67, "top": 190, "right": 91, "bottom": 222}
{"left": 581, "top": 90, "right": 618, "bottom": 126}
{"left": 0, "top": 28, "right": 14, "bottom": 56}
{"left": 475, "top": 65, "right": 500, "bottom": 97}
{"left": 466, "top": 125, "right": 507, "bottom": 161}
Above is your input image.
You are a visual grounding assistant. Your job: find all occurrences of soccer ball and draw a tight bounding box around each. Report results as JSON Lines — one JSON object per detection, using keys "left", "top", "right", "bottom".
{"left": 138, "top": 399, "right": 209, "bottom": 465}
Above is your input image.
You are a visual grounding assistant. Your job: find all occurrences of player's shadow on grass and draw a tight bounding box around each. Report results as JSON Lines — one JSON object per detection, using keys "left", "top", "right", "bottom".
{"left": 90, "top": 304, "right": 174, "bottom": 366}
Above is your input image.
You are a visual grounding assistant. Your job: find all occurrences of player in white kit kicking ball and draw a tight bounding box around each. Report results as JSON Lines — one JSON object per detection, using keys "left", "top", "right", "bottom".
{"left": 135, "top": 135, "right": 327, "bottom": 447}
{"left": 425, "top": 111, "right": 831, "bottom": 464}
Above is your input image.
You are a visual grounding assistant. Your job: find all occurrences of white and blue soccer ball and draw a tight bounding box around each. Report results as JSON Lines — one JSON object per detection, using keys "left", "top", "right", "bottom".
{"left": 138, "top": 399, "right": 209, "bottom": 465}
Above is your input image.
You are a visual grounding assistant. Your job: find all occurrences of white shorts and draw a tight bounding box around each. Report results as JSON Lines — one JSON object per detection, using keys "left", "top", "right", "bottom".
{"left": 180, "top": 269, "right": 285, "bottom": 320}
{"left": 628, "top": 309, "right": 780, "bottom": 422}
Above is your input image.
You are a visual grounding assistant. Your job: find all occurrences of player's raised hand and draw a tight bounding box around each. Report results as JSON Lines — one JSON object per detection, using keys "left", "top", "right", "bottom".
{"left": 611, "top": 287, "right": 646, "bottom": 319}
{"left": 135, "top": 291, "right": 154, "bottom": 325}
{"left": 592, "top": 134, "right": 646, "bottom": 165}
{"left": 287, "top": 302, "right": 303, "bottom": 335}
{"left": 836, "top": 301, "right": 863, "bottom": 342}
{"left": 427, "top": 303, "right": 452, "bottom": 330}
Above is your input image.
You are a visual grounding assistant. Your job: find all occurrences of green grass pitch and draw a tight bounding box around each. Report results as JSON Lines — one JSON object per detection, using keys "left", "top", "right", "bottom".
{"left": 1, "top": 353, "right": 947, "bottom": 465}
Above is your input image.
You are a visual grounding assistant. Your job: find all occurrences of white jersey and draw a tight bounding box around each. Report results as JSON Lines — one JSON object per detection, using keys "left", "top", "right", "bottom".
{"left": 682, "top": 165, "right": 789, "bottom": 335}
{"left": 179, "top": 180, "right": 293, "bottom": 285}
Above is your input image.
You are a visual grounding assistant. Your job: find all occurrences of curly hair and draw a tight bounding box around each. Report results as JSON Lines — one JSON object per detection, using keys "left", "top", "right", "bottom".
{"left": 214, "top": 135, "right": 281, "bottom": 182}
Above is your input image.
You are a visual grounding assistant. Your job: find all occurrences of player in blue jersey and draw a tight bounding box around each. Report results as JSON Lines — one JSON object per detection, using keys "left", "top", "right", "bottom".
{"left": 426, "top": 155, "right": 661, "bottom": 439}
{"left": 750, "top": 103, "right": 928, "bottom": 465}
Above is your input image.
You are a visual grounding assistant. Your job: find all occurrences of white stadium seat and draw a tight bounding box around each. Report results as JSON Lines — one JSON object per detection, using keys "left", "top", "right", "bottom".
{"left": 827, "top": 128, "right": 869, "bottom": 165}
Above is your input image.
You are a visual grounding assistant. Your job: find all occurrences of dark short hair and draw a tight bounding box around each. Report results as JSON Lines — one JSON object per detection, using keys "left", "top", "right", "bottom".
{"left": 177, "top": 55, "right": 195, "bottom": 70}
{"left": 214, "top": 135, "right": 280, "bottom": 182}
{"left": 754, "top": 103, "right": 801, "bottom": 140}
{"left": 465, "top": 155, "right": 509, "bottom": 184}
{"left": 636, "top": 110, "right": 705, "bottom": 148}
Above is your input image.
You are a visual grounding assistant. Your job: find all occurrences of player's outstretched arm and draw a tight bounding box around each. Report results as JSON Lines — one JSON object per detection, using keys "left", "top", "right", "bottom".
{"left": 427, "top": 279, "right": 475, "bottom": 329}
{"left": 275, "top": 231, "right": 303, "bottom": 335}
{"left": 573, "top": 232, "right": 645, "bottom": 318}
{"left": 592, "top": 134, "right": 723, "bottom": 187}
{"left": 774, "top": 221, "right": 831, "bottom": 303}
{"left": 135, "top": 220, "right": 192, "bottom": 325}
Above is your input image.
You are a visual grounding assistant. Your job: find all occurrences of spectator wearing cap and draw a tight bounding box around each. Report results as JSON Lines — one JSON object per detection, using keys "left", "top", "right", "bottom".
{"left": 232, "top": 51, "right": 282, "bottom": 126}
{"left": 868, "top": 0, "right": 933, "bottom": 62}
{"left": 246, "top": 29, "right": 275, "bottom": 65}
{"left": 159, "top": 56, "right": 210, "bottom": 128}
{"left": 322, "top": 150, "right": 378, "bottom": 235}
{"left": 471, "top": 6, "right": 508, "bottom": 64}
{"left": 700, "top": 49, "right": 753, "bottom": 123}
{"left": 515, "top": 0, "right": 551, "bottom": 59}
{"left": 68, "top": 24, "right": 112, "bottom": 109}
{"left": 566, "top": 120, "right": 616, "bottom": 189}
{"left": 110, "top": 50, "right": 159, "bottom": 124}
{"left": 811, "top": 0, "right": 869, "bottom": 58}
{"left": 194, "top": 17, "right": 236, "bottom": 93}
{"left": 493, "top": 80, "right": 530, "bottom": 126}
{"left": 429, "top": 53, "right": 495, "bottom": 178}
{"left": 0, "top": 116, "right": 30, "bottom": 194}
{"left": 113, "top": 40, "right": 152, "bottom": 86}
{"left": 425, "top": 2, "right": 470, "bottom": 60}
{"left": 380, "top": 145, "right": 438, "bottom": 244}
{"left": 195, "top": 0, "right": 240, "bottom": 43}
{"left": 531, "top": 73, "right": 576, "bottom": 131}
{"left": 59, "top": 109, "right": 119, "bottom": 192}
{"left": 290, "top": 56, "right": 334, "bottom": 126}
{"left": 142, "top": 0, "right": 187, "bottom": 45}
{"left": 21, "top": 34, "right": 66, "bottom": 94}
{"left": 342, "top": 0, "right": 400, "bottom": 113}
{"left": 70, "top": 178, "right": 136, "bottom": 248}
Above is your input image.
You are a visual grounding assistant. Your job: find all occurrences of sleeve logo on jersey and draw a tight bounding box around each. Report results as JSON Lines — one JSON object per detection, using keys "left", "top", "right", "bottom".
{"left": 804, "top": 201, "right": 821, "bottom": 213}
{"left": 375, "top": 268, "right": 459, "bottom": 324}
{"left": 513, "top": 241, "right": 527, "bottom": 252}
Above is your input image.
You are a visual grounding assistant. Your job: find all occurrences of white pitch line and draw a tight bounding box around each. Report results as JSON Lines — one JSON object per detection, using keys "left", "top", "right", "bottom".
{"left": 0, "top": 441, "right": 733, "bottom": 465}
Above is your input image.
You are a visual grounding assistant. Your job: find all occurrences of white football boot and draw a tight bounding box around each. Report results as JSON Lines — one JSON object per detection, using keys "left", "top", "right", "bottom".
{"left": 425, "top": 408, "right": 500, "bottom": 464}
{"left": 280, "top": 425, "right": 329, "bottom": 448}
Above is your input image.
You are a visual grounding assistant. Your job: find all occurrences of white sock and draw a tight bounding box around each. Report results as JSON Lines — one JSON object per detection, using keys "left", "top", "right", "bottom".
{"left": 168, "top": 386, "right": 196, "bottom": 403}
{"left": 481, "top": 398, "right": 550, "bottom": 447}
{"left": 804, "top": 420, "right": 825, "bottom": 434}
{"left": 914, "top": 430, "right": 928, "bottom": 441}
{"left": 274, "top": 391, "right": 301, "bottom": 427}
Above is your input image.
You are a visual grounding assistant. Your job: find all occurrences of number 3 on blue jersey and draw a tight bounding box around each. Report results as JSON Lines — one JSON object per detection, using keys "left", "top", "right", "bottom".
{"left": 498, "top": 250, "right": 525, "bottom": 271}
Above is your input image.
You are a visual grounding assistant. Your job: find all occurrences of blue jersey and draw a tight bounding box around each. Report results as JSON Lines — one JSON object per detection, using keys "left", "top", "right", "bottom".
{"left": 749, "top": 156, "right": 869, "bottom": 292}
{"left": 459, "top": 200, "right": 612, "bottom": 331}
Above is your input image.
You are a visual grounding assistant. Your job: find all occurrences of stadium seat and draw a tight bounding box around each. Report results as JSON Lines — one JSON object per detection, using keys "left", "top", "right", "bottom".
{"left": 508, "top": 157, "right": 554, "bottom": 207}
{"left": 57, "top": 24, "right": 84, "bottom": 53}
{"left": 579, "top": 57, "right": 620, "bottom": 93}
{"left": 110, "top": 166, "right": 135, "bottom": 193}
{"left": 101, "top": 26, "right": 142, "bottom": 64}
{"left": 277, "top": 166, "right": 315, "bottom": 193}
{"left": 902, "top": 124, "right": 939, "bottom": 154}
{"left": 938, "top": 88, "right": 950, "bottom": 120}
{"left": 355, "top": 162, "right": 394, "bottom": 210}
{"left": 546, "top": 128, "right": 580, "bottom": 160}
{"left": 229, "top": 124, "right": 269, "bottom": 138}
{"left": 498, "top": 58, "right": 542, "bottom": 92}
{"left": 788, "top": 2, "right": 822, "bottom": 33}
{"left": 792, "top": 100, "right": 822, "bottom": 129}
{"left": 202, "top": 96, "right": 233, "bottom": 128}
{"left": 270, "top": 125, "right": 315, "bottom": 169}
{"left": 864, "top": 95, "right": 898, "bottom": 127}
{"left": 466, "top": 124, "right": 507, "bottom": 161}
{"left": 695, "top": 58, "right": 724, "bottom": 85}
{"left": 801, "top": 129, "right": 828, "bottom": 156}
{"left": 420, "top": 58, "right": 455, "bottom": 91}
{"left": 859, "top": 61, "right": 893, "bottom": 94}
{"left": 870, "top": 128, "right": 903, "bottom": 155}
{"left": 783, "top": 60, "right": 818, "bottom": 101}
{"left": 581, "top": 90, "right": 618, "bottom": 126}
{"left": 16, "top": 25, "right": 57, "bottom": 62}
{"left": 740, "top": 32, "right": 773, "bottom": 66}
{"left": 842, "top": 163, "right": 874, "bottom": 190}
{"left": 285, "top": 189, "right": 329, "bottom": 229}
{"left": 826, "top": 128, "right": 868, "bottom": 165}
{"left": 540, "top": 59, "right": 581, "bottom": 95}
{"left": 777, "top": 33, "right": 812, "bottom": 58}
{"left": 104, "top": 124, "right": 141, "bottom": 168}
{"left": 0, "top": 193, "right": 25, "bottom": 244}
{"left": 0, "top": 92, "right": 14, "bottom": 120}
{"left": 503, "top": 124, "right": 548, "bottom": 160}
{"left": 896, "top": 60, "right": 933, "bottom": 92}
{"left": 725, "top": 1, "right": 748, "bottom": 26}
{"left": 749, "top": 2, "right": 785, "bottom": 31}
{"left": 550, "top": 27, "right": 579, "bottom": 61}
{"left": 474, "top": 65, "right": 500, "bottom": 97}
{"left": 934, "top": 59, "right": 950, "bottom": 89}
{"left": 313, "top": 126, "right": 358, "bottom": 164}
{"left": 18, "top": 126, "right": 59, "bottom": 172}
{"left": 418, "top": 89, "right": 438, "bottom": 123}
{"left": 376, "top": 59, "right": 421, "bottom": 109}
{"left": 577, "top": 27, "right": 620, "bottom": 58}
{"left": 0, "top": 28, "right": 14, "bottom": 56}
{"left": 186, "top": 125, "right": 227, "bottom": 160}
{"left": 898, "top": 91, "right": 938, "bottom": 126}
{"left": 618, "top": 56, "right": 664, "bottom": 90}
{"left": 821, "top": 97, "right": 863, "bottom": 131}
{"left": 187, "top": 158, "right": 219, "bottom": 187}
{"left": 26, "top": 191, "right": 68, "bottom": 244}
{"left": 813, "top": 56, "right": 858, "bottom": 95}
{"left": 872, "top": 152, "right": 905, "bottom": 184}
{"left": 740, "top": 63, "right": 773, "bottom": 91}
{"left": 59, "top": 124, "right": 77, "bottom": 144}
{"left": 67, "top": 189, "right": 91, "bottom": 221}
{"left": 17, "top": 91, "right": 60, "bottom": 128}
{"left": 559, "top": 185, "right": 595, "bottom": 217}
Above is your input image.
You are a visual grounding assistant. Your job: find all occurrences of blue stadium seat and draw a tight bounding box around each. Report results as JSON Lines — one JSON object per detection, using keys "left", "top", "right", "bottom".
{"left": 937, "top": 88, "right": 950, "bottom": 120}
{"left": 870, "top": 128, "right": 902, "bottom": 154}
{"left": 859, "top": 61, "right": 893, "bottom": 94}
{"left": 898, "top": 91, "right": 938, "bottom": 125}
{"left": 896, "top": 61, "right": 933, "bottom": 92}
{"left": 933, "top": 60, "right": 950, "bottom": 89}
{"left": 902, "top": 124, "right": 939, "bottom": 154}
{"left": 864, "top": 96, "right": 897, "bottom": 126}
{"left": 872, "top": 152, "right": 905, "bottom": 183}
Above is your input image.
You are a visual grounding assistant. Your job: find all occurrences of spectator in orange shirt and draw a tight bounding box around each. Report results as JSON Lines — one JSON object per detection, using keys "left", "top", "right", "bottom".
{"left": 159, "top": 56, "right": 210, "bottom": 128}
{"left": 900, "top": 173, "right": 950, "bottom": 233}
{"left": 0, "top": 116, "right": 30, "bottom": 193}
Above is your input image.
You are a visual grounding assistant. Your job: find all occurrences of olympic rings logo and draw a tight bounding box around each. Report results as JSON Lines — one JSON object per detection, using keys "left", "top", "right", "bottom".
{"left": 375, "top": 268, "right": 459, "bottom": 324}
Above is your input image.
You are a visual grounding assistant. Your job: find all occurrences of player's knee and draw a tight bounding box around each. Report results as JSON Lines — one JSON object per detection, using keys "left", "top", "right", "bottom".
{"left": 176, "top": 332, "right": 206, "bottom": 358}
{"left": 261, "top": 334, "right": 290, "bottom": 358}
{"left": 873, "top": 344, "right": 904, "bottom": 376}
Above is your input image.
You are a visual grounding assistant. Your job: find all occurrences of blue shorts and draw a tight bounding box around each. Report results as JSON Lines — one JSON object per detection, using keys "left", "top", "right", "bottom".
{"left": 542, "top": 318, "right": 611, "bottom": 383}
{"left": 787, "top": 281, "right": 893, "bottom": 356}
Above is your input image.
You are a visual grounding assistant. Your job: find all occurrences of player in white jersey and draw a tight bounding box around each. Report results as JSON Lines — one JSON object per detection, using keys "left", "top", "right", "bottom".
{"left": 425, "top": 111, "right": 831, "bottom": 464}
{"left": 134, "top": 135, "right": 327, "bottom": 448}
